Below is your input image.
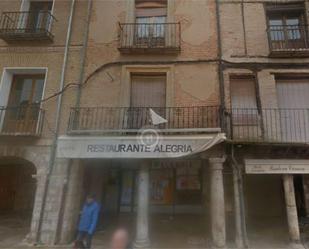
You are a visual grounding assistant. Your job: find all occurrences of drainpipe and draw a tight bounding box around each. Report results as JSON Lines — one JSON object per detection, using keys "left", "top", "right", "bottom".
{"left": 231, "top": 145, "right": 249, "bottom": 248}
{"left": 215, "top": 0, "right": 226, "bottom": 129}
{"left": 35, "top": 0, "right": 76, "bottom": 244}
{"left": 75, "top": 0, "right": 92, "bottom": 108}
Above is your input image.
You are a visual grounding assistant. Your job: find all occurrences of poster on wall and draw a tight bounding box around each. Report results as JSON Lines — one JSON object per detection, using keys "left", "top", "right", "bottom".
{"left": 176, "top": 175, "right": 200, "bottom": 190}
{"left": 176, "top": 161, "right": 201, "bottom": 190}
{"left": 150, "top": 169, "right": 173, "bottom": 205}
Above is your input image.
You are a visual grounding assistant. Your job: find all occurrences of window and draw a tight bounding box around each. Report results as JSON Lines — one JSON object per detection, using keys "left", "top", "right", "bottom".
{"left": 135, "top": 0, "right": 167, "bottom": 46}
{"left": 128, "top": 74, "right": 166, "bottom": 128}
{"left": 27, "top": 1, "right": 53, "bottom": 32}
{"left": 3, "top": 74, "right": 45, "bottom": 134}
{"left": 230, "top": 76, "right": 259, "bottom": 125}
{"left": 267, "top": 4, "right": 307, "bottom": 50}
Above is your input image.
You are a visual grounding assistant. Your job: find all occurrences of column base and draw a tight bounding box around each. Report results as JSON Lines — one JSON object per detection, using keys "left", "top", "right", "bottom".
{"left": 133, "top": 238, "right": 150, "bottom": 249}
{"left": 289, "top": 242, "right": 305, "bottom": 249}
{"left": 211, "top": 244, "right": 226, "bottom": 249}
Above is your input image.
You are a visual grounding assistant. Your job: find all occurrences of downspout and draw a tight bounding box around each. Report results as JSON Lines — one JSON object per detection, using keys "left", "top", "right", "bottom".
{"left": 231, "top": 144, "right": 249, "bottom": 248}
{"left": 215, "top": 0, "right": 226, "bottom": 128}
{"left": 55, "top": 0, "right": 93, "bottom": 243}
{"left": 35, "top": 0, "right": 76, "bottom": 244}
{"left": 75, "top": 0, "right": 93, "bottom": 108}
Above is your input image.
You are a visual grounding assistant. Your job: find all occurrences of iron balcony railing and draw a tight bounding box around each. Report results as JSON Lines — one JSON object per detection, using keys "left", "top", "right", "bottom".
{"left": 0, "top": 105, "right": 45, "bottom": 136}
{"left": 67, "top": 106, "right": 221, "bottom": 134}
{"left": 0, "top": 11, "right": 56, "bottom": 41}
{"left": 225, "top": 108, "right": 309, "bottom": 144}
{"left": 267, "top": 25, "right": 309, "bottom": 54}
{"left": 118, "top": 22, "right": 181, "bottom": 53}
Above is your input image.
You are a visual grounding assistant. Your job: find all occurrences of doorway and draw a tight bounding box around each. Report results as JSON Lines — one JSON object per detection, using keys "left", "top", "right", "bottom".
{"left": 3, "top": 74, "right": 45, "bottom": 134}
{"left": 129, "top": 74, "right": 166, "bottom": 129}
{"left": 0, "top": 158, "right": 36, "bottom": 247}
{"left": 27, "top": 1, "right": 53, "bottom": 32}
{"left": 276, "top": 77, "right": 309, "bottom": 143}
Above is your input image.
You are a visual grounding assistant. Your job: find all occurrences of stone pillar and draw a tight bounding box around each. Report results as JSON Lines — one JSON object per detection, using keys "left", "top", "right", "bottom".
{"left": 232, "top": 166, "right": 245, "bottom": 248}
{"left": 59, "top": 160, "right": 84, "bottom": 244}
{"left": 283, "top": 174, "right": 301, "bottom": 243}
{"left": 39, "top": 158, "right": 70, "bottom": 244}
{"left": 28, "top": 170, "right": 48, "bottom": 243}
{"left": 133, "top": 160, "right": 151, "bottom": 249}
{"left": 209, "top": 158, "right": 226, "bottom": 249}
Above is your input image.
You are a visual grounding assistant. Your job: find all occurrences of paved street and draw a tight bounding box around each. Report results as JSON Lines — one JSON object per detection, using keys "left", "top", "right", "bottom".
{"left": 1, "top": 214, "right": 309, "bottom": 249}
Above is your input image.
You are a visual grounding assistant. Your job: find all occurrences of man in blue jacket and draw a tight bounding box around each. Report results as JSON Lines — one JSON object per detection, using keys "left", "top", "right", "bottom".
{"left": 76, "top": 194, "right": 100, "bottom": 249}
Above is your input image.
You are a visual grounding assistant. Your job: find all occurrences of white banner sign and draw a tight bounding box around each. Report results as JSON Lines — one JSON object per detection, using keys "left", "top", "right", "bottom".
{"left": 245, "top": 159, "right": 309, "bottom": 174}
{"left": 56, "top": 133, "right": 225, "bottom": 159}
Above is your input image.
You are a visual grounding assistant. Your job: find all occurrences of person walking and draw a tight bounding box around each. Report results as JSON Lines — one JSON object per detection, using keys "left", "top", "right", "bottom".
{"left": 76, "top": 194, "right": 100, "bottom": 249}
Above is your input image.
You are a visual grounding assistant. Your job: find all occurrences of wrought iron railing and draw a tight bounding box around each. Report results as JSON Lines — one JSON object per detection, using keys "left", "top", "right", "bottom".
{"left": 0, "top": 105, "right": 45, "bottom": 136}
{"left": 67, "top": 106, "right": 221, "bottom": 134}
{"left": 118, "top": 22, "right": 181, "bottom": 52}
{"left": 0, "top": 11, "right": 56, "bottom": 41}
{"left": 225, "top": 108, "right": 309, "bottom": 144}
{"left": 267, "top": 25, "right": 309, "bottom": 52}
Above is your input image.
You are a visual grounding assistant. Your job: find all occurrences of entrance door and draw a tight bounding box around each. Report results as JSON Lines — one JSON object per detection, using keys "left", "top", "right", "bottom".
{"left": 276, "top": 78, "right": 309, "bottom": 143}
{"left": 3, "top": 75, "right": 45, "bottom": 134}
{"left": 129, "top": 75, "right": 166, "bottom": 128}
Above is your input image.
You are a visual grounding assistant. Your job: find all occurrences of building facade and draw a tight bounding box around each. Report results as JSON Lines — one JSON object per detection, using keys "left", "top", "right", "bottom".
{"left": 0, "top": 0, "right": 308, "bottom": 249}
{"left": 220, "top": 0, "right": 309, "bottom": 248}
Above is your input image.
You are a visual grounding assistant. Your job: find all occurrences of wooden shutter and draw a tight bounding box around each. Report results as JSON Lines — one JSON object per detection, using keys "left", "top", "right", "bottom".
{"left": 276, "top": 78, "right": 309, "bottom": 143}
{"left": 230, "top": 77, "right": 257, "bottom": 109}
{"left": 230, "top": 76, "right": 258, "bottom": 126}
{"left": 131, "top": 75, "right": 166, "bottom": 107}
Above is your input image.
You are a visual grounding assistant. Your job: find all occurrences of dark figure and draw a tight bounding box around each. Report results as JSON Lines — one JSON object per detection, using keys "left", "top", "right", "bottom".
{"left": 76, "top": 194, "right": 100, "bottom": 249}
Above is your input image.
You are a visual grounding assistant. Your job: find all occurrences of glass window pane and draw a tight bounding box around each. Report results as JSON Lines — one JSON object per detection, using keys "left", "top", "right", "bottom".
{"left": 136, "top": 17, "right": 150, "bottom": 37}
{"left": 33, "top": 79, "right": 44, "bottom": 103}
{"left": 19, "top": 79, "right": 33, "bottom": 105}
{"left": 269, "top": 19, "right": 283, "bottom": 26}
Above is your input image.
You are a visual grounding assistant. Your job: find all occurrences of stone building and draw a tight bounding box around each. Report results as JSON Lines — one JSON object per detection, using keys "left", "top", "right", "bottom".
{"left": 219, "top": 0, "right": 309, "bottom": 248}
{"left": 0, "top": 0, "right": 308, "bottom": 249}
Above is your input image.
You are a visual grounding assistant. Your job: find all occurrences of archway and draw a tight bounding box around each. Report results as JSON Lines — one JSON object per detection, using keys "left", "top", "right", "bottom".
{"left": 0, "top": 157, "right": 37, "bottom": 247}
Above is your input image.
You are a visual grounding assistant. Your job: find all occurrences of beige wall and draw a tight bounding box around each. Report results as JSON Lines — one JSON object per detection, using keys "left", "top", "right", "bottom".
{"left": 0, "top": 0, "right": 89, "bottom": 140}
{"left": 220, "top": 0, "right": 309, "bottom": 62}
{"left": 78, "top": 0, "right": 219, "bottom": 109}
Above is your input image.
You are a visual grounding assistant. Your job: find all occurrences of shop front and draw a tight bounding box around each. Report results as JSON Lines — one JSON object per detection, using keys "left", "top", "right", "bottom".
{"left": 56, "top": 133, "right": 227, "bottom": 248}
{"left": 244, "top": 159, "right": 309, "bottom": 248}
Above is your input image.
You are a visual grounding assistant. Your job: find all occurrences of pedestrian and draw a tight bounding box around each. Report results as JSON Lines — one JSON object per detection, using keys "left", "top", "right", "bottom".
{"left": 75, "top": 194, "right": 100, "bottom": 249}
{"left": 110, "top": 228, "right": 130, "bottom": 249}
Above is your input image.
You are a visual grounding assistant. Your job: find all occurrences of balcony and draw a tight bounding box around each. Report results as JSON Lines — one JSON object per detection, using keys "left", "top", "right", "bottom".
{"left": 118, "top": 22, "right": 181, "bottom": 54}
{"left": 0, "top": 11, "right": 56, "bottom": 42}
{"left": 225, "top": 108, "right": 309, "bottom": 145}
{"left": 267, "top": 25, "right": 309, "bottom": 57}
{"left": 0, "top": 106, "right": 45, "bottom": 136}
{"left": 67, "top": 106, "right": 220, "bottom": 135}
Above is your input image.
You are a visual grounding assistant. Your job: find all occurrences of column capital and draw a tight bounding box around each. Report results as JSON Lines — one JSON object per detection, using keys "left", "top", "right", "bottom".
{"left": 209, "top": 157, "right": 226, "bottom": 170}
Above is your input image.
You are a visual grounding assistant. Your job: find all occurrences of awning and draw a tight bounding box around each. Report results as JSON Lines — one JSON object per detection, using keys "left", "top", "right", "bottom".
{"left": 56, "top": 133, "right": 226, "bottom": 159}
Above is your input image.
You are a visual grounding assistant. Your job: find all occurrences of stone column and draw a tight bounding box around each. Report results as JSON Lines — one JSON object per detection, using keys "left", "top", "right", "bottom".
{"left": 232, "top": 165, "right": 245, "bottom": 248}
{"left": 283, "top": 174, "right": 301, "bottom": 243}
{"left": 59, "top": 160, "right": 84, "bottom": 244}
{"left": 209, "top": 158, "right": 226, "bottom": 249}
{"left": 28, "top": 170, "right": 48, "bottom": 243}
{"left": 134, "top": 160, "right": 151, "bottom": 249}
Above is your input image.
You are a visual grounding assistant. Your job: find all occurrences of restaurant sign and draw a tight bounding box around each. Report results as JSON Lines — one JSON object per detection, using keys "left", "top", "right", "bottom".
{"left": 245, "top": 159, "right": 309, "bottom": 174}
{"left": 56, "top": 133, "right": 225, "bottom": 159}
